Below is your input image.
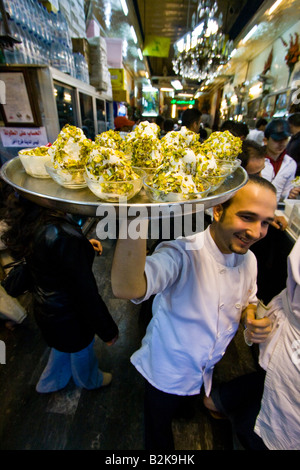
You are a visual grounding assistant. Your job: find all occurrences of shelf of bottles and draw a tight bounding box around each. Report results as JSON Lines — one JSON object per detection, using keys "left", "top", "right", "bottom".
{"left": 1, "top": 0, "right": 89, "bottom": 84}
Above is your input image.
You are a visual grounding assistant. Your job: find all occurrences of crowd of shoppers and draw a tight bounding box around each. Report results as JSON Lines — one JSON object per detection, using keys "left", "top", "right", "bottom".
{"left": 0, "top": 105, "right": 299, "bottom": 451}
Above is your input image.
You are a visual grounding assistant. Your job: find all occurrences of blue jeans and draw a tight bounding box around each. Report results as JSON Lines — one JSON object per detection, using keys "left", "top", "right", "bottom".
{"left": 36, "top": 339, "right": 104, "bottom": 393}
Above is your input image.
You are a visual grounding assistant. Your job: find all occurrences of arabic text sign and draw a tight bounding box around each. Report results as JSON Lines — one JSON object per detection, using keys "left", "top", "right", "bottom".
{"left": 0, "top": 127, "right": 48, "bottom": 147}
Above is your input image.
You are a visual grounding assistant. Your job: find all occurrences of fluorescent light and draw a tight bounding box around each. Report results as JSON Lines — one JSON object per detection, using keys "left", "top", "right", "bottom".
{"left": 268, "top": 0, "right": 283, "bottom": 15}
{"left": 242, "top": 25, "right": 258, "bottom": 44}
{"left": 138, "top": 48, "right": 143, "bottom": 60}
{"left": 142, "top": 85, "right": 158, "bottom": 92}
{"left": 176, "top": 38, "right": 185, "bottom": 53}
{"left": 178, "top": 93, "right": 193, "bottom": 98}
{"left": 120, "top": 0, "right": 128, "bottom": 16}
{"left": 171, "top": 80, "right": 183, "bottom": 90}
{"left": 130, "top": 26, "right": 138, "bottom": 44}
{"left": 161, "top": 88, "right": 174, "bottom": 92}
{"left": 171, "top": 104, "right": 176, "bottom": 118}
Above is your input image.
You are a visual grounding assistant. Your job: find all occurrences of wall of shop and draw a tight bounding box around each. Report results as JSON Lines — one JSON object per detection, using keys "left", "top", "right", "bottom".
{"left": 221, "top": 19, "right": 300, "bottom": 125}
{"left": 246, "top": 20, "right": 300, "bottom": 92}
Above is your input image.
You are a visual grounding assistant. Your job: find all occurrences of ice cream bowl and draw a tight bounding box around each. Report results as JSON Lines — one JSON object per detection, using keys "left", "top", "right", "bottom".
{"left": 143, "top": 175, "right": 211, "bottom": 203}
{"left": 45, "top": 162, "right": 87, "bottom": 189}
{"left": 132, "top": 165, "right": 159, "bottom": 176}
{"left": 84, "top": 173, "right": 144, "bottom": 202}
{"left": 204, "top": 173, "right": 229, "bottom": 193}
{"left": 215, "top": 158, "right": 241, "bottom": 174}
{"left": 18, "top": 148, "right": 52, "bottom": 178}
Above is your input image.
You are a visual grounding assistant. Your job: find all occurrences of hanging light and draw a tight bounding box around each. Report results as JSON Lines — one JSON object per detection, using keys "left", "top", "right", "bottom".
{"left": 172, "top": 0, "right": 233, "bottom": 83}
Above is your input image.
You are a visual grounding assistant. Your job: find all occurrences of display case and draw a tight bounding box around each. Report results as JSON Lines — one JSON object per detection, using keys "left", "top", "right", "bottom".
{"left": 273, "top": 90, "right": 290, "bottom": 118}
{"left": 257, "top": 93, "right": 276, "bottom": 119}
{"left": 0, "top": 65, "right": 113, "bottom": 165}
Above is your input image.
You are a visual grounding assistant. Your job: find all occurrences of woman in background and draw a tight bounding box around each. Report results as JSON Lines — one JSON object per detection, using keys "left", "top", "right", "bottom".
{"left": 1, "top": 194, "right": 118, "bottom": 393}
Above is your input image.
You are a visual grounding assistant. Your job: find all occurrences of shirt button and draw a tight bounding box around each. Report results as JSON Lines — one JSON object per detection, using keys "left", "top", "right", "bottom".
{"left": 219, "top": 303, "right": 224, "bottom": 309}
{"left": 220, "top": 269, "right": 226, "bottom": 274}
{"left": 235, "top": 303, "right": 241, "bottom": 309}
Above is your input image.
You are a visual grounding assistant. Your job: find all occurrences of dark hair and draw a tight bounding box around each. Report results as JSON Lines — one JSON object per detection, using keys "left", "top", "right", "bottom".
{"left": 219, "top": 120, "right": 239, "bottom": 136}
{"left": 239, "top": 140, "right": 265, "bottom": 169}
{"left": 235, "top": 122, "right": 249, "bottom": 138}
{"left": 181, "top": 108, "right": 202, "bottom": 129}
{"left": 164, "top": 118, "right": 174, "bottom": 132}
{"left": 155, "top": 115, "right": 165, "bottom": 129}
{"left": 221, "top": 175, "right": 276, "bottom": 211}
{"left": 1, "top": 193, "right": 64, "bottom": 260}
{"left": 288, "top": 113, "right": 300, "bottom": 127}
{"left": 255, "top": 118, "right": 268, "bottom": 129}
{"left": 219, "top": 120, "right": 249, "bottom": 138}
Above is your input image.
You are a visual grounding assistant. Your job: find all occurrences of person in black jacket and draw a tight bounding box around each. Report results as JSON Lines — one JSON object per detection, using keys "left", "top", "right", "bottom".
{"left": 1, "top": 193, "right": 118, "bottom": 393}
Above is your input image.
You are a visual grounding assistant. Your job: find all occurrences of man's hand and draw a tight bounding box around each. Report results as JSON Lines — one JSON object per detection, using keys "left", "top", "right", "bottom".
{"left": 270, "top": 215, "right": 288, "bottom": 231}
{"left": 89, "top": 238, "right": 103, "bottom": 255}
{"left": 243, "top": 304, "right": 272, "bottom": 344}
{"left": 106, "top": 334, "right": 119, "bottom": 346}
{"left": 288, "top": 186, "right": 300, "bottom": 199}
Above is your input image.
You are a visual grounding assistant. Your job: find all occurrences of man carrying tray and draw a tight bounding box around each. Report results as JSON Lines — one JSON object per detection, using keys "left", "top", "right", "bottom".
{"left": 111, "top": 175, "right": 277, "bottom": 451}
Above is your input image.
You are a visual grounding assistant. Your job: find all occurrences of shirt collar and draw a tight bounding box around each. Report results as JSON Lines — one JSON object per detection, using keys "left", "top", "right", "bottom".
{"left": 206, "top": 226, "right": 242, "bottom": 267}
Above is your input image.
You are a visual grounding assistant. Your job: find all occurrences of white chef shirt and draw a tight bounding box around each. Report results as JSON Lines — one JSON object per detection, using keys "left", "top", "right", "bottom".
{"left": 261, "top": 153, "right": 296, "bottom": 201}
{"left": 131, "top": 226, "right": 258, "bottom": 396}
{"left": 247, "top": 129, "right": 265, "bottom": 146}
{"left": 254, "top": 237, "right": 300, "bottom": 450}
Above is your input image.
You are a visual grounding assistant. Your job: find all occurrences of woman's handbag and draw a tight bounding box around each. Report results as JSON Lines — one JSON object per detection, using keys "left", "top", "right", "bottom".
{"left": 1, "top": 260, "right": 33, "bottom": 297}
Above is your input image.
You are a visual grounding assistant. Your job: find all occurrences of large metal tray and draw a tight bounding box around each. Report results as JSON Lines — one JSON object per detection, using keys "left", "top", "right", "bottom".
{"left": 1, "top": 157, "right": 248, "bottom": 217}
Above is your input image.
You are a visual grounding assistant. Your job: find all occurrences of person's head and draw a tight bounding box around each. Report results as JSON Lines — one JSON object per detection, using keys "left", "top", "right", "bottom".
{"left": 220, "top": 120, "right": 248, "bottom": 139}
{"left": 155, "top": 115, "right": 165, "bottom": 131}
{"left": 264, "top": 119, "right": 291, "bottom": 158}
{"left": 239, "top": 140, "right": 265, "bottom": 176}
{"left": 181, "top": 108, "right": 202, "bottom": 133}
{"left": 1, "top": 193, "right": 63, "bottom": 259}
{"left": 235, "top": 122, "right": 249, "bottom": 140}
{"left": 210, "top": 175, "right": 277, "bottom": 255}
{"left": 114, "top": 116, "right": 135, "bottom": 132}
{"left": 164, "top": 118, "right": 174, "bottom": 133}
{"left": 287, "top": 113, "right": 300, "bottom": 134}
{"left": 255, "top": 118, "right": 268, "bottom": 131}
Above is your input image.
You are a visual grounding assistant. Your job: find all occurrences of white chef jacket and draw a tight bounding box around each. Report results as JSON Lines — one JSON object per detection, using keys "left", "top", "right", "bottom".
{"left": 247, "top": 129, "right": 265, "bottom": 146}
{"left": 131, "top": 226, "right": 258, "bottom": 396}
{"left": 254, "top": 237, "right": 300, "bottom": 450}
{"left": 261, "top": 153, "right": 296, "bottom": 201}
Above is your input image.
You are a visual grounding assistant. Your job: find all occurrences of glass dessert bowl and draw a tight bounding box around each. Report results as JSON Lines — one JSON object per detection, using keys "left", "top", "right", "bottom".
{"left": 84, "top": 173, "right": 144, "bottom": 202}
{"left": 45, "top": 163, "right": 87, "bottom": 189}
{"left": 18, "top": 147, "right": 52, "bottom": 178}
{"left": 143, "top": 175, "right": 211, "bottom": 202}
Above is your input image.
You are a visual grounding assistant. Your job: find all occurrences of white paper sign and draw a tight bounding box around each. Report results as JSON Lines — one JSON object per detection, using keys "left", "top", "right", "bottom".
{"left": 0, "top": 127, "right": 48, "bottom": 147}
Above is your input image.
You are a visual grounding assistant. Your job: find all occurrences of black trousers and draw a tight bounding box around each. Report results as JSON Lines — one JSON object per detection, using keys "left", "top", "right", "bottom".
{"left": 210, "top": 368, "right": 268, "bottom": 450}
{"left": 144, "top": 380, "right": 197, "bottom": 451}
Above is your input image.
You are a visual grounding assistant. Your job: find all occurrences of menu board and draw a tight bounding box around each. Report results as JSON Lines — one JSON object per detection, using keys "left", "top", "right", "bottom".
{"left": 0, "top": 71, "right": 40, "bottom": 126}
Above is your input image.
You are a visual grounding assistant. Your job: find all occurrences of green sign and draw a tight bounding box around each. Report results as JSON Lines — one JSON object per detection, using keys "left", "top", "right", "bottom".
{"left": 171, "top": 99, "right": 195, "bottom": 105}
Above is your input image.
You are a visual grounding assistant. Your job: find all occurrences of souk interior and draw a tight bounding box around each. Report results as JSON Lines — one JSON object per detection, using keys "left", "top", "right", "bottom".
{"left": 0, "top": 0, "right": 299, "bottom": 452}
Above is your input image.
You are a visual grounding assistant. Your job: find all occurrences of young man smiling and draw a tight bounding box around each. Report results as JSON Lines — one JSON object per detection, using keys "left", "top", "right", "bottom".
{"left": 111, "top": 176, "right": 277, "bottom": 451}
{"left": 261, "top": 119, "right": 300, "bottom": 201}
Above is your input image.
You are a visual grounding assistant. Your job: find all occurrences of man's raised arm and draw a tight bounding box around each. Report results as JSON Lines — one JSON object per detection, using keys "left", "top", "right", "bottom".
{"left": 111, "top": 220, "right": 148, "bottom": 300}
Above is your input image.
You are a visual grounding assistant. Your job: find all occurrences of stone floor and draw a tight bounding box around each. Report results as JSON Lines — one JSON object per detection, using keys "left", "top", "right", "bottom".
{"left": 0, "top": 222, "right": 259, "bottom": 452}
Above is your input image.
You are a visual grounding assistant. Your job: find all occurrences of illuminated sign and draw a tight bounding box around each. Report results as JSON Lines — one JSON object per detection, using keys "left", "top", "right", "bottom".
{"left": 171, "top": 99, "right": 195, "bottom": 105}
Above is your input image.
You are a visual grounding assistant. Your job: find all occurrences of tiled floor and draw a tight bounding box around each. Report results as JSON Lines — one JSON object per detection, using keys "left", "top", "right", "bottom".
{"left": 0, "top": 225, "right": 259, "bottom": 451}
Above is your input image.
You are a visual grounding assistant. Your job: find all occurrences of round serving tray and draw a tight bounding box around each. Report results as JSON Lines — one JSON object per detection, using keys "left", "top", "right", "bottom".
{"left": 1, "top": 157, "right": 248, "bottom": 217}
